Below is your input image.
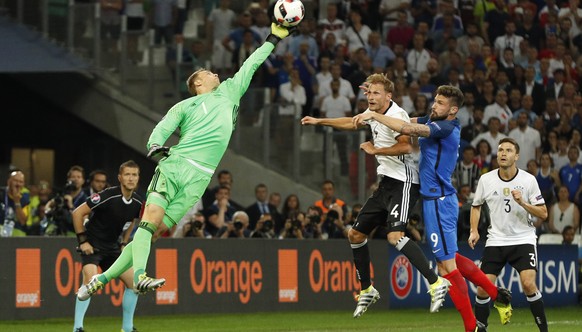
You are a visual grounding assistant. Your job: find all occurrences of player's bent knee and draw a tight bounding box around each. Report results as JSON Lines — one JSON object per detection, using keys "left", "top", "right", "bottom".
{"left": 348, "top": 228, "right": 366, "bottom": 243}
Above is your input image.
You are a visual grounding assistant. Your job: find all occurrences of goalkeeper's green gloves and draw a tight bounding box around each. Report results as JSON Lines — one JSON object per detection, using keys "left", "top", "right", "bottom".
{"left": 266, "top": 23, "right": 296, "bottom": 45}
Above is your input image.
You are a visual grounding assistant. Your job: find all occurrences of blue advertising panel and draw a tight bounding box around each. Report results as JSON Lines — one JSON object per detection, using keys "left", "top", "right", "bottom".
{"left": 387, "top": 244, "right": 579, "bottom": 308}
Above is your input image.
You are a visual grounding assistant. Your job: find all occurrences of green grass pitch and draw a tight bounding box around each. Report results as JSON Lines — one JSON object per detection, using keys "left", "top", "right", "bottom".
{"left": 1, "top": 307, "right": 581, "bottom": 331}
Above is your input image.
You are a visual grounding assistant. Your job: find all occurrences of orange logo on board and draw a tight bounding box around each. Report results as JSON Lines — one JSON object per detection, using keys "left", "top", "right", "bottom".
{"left": 16, "top": 248, "right": 41, "bottom": 308}
{"left": 156, "top": 249, "right": 178, "bottom": 305}
{"left": 278, "top": 249, "right": 298, "bottom": 302}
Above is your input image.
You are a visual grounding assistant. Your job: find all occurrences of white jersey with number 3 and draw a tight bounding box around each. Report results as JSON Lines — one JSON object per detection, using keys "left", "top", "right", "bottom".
{"left": 472, "top": 169, "right": 545, "bottom": 246}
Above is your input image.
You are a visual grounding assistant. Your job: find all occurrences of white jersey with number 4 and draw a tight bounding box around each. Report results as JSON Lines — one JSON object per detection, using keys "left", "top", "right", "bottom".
{"left": 363, "top": 101, "right": 419, "bottom": 184}
{"left": 472, "top": 169, "right": 545, "bottom": 246}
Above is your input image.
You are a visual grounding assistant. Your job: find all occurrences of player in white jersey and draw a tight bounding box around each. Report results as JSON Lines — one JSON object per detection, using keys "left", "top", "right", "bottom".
{"left": 469, "top": 137, "right": 549, "bottom": 331}
{"left": 301, "top": 73, "right": 450, "bottom": 318}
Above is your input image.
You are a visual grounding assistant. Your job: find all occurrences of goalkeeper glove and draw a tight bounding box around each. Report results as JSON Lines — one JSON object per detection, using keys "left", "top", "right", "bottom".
{"left": 147, "top": 144, "right": 170, "bottom": 159}
{"left": 266, "top": 23, "right": 296, "bottom": 45}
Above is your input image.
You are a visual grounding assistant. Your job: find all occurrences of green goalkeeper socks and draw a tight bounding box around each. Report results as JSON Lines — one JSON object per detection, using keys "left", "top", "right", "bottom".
{"left": 101, "top": 242, "right": 134, "bottom": 283}
{"left": 132, "top": 222, "right": 155, "bottom": 283}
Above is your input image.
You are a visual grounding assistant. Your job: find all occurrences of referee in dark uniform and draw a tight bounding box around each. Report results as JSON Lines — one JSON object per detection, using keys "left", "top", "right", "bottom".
{"left": 72, "top": 160, "right": 143, "bottom": 332}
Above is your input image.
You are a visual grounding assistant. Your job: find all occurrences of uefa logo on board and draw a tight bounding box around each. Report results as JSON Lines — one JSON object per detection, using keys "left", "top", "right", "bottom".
{"left": 390, "top": 255, "right": 413, "bottom": 299}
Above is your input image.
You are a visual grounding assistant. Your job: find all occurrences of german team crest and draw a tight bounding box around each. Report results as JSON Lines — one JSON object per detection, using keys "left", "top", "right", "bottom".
{"left": 391, "top": 255, "right": 413, "bottom": 299}
{"left": 503, "top": 188, "right": 510, "bottom": 196}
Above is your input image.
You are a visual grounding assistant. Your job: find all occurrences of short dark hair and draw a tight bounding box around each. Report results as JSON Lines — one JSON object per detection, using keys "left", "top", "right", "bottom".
{"left": 436, "top": 85, "right": 464, "bottom": 108}
{"left": 119, "top": 160, "right": 139, "bottom": 174}
{"left": 89, "top": 169, "right": 108, "bottom": 181}
{"left": 498, "top": 137, "right": 520, "bottom": 154}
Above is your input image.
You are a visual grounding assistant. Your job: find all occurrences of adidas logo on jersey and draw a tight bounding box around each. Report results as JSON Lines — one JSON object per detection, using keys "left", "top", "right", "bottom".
{"left": 493, "top": 191, "right": 498, "bottom": 196}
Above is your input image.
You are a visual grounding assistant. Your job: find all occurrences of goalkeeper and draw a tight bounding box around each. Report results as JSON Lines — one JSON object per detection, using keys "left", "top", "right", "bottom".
{"left": 77, "top": 23, "right": 294, "bottom": 299}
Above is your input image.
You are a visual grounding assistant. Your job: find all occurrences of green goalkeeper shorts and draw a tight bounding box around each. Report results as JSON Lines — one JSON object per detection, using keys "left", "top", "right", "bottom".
{"left": 146, "top": 154, "right": 213, "bottom": 228}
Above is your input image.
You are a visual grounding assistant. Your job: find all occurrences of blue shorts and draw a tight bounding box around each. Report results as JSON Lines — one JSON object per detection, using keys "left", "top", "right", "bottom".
{"left": 422, "top": 194, "right": 458, "bottom": 261}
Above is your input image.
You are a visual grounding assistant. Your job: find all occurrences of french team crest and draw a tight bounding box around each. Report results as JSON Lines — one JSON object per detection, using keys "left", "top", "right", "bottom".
{"left": 90, "top": 193, "right": 101, "bottom": 204}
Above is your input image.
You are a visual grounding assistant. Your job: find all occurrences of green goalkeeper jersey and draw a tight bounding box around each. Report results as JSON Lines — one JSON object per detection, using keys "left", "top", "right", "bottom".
{"left": 147, "top": 42, "right": 275, "bottom": 171}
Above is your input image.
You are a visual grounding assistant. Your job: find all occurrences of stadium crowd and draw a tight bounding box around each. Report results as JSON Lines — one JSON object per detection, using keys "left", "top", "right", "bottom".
{"left": 3, "top": 0, "right": 582, "bottom": 244}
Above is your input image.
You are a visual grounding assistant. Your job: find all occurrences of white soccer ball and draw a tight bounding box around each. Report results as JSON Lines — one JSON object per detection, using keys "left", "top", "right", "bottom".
{"left": 273, "top": 0, "right": 305, "bottom": 27}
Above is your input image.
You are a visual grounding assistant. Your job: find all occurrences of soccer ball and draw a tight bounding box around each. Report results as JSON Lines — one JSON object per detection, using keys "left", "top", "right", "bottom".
{"left": 274, "top": 0, "right": 305, "bottom": 27}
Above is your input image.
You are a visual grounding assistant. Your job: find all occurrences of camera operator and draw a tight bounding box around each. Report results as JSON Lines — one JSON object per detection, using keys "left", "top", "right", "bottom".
{"left": 182, "top": 212, "right": 212, "bottom": 238}
{"left": 45, "top": 165, "right": 88, "bottom": 236}
{"left": 251, "top": 213, "right": 276, "bottom": 238}
{"left": 303, "top": 206, "right": 324, "bottom": 239}
{"left": 323, "top": 209, "right": 349, "bottom": 239}
{"left": 218, "top": 211, "right": 251, "bottom": 238}
{"left": 279, "top": 211, "right": 307, "bottom": 239}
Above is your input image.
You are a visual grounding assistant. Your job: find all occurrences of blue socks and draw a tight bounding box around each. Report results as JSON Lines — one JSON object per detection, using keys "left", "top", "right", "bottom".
{"left": 122, "top": 288, "right": 138, "bottom": 332}
{"left": 73, "top": 297, "right": 91, "bottom": 331}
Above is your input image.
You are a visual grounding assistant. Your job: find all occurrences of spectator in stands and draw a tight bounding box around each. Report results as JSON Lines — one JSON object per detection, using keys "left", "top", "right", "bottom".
{"left": 453, "top": 146, "right": 480, "bottom": 192}
{"left": 558, "top": 0, "right": 582, "bottom": 50}
{"left": 222, "top": 12, "right": 262, "bottom": 70}
{"left": 519, "top": 66, "right": 546, "bottom": 115}
{"left": 218, "top": 211, "right": 251, "bottom": 238}
{"left": 561, "top": 225, "right": 576, "bottom": 245}
{"left": 426, "top": 57, "right": 446, "bottom": 87}
{"left": 484, "top": 89, "right": 513, "bottom": 134}
{"left": 171, "top": 202, "right": 203, "bottom": 238}
{"left": 386, "top": 10, "right": 414, "bottom": 49}
{"left": 125, "top": 0, "right": 146, "bottom": 64}
{"left": 206, "top": 0, "right": 237, "bottom": 77}
{"left": 391, "top": 56, "right": 413, "bottom": 85}
{"left": 204, "top": 185, "right": 237, "bottom": 237}
{"left": 431, "top": 0, "right": 463, "bottom": 33}
{"left": 516, "top": 7, "right": 544, "bottom": 50}
{"left": 321, "top": 79, "right": 353, "bottom": 174}
{"left": 471, "top": 117, "right": 508, "bottom": 152}
{"left": 293, "top": 42, "right": 318, "bottom": 116}
{"left": 457, "top": 22, "right": 485, "bottom": 60}
{"left": 83, "top": 169, "right": 108, "bottom": 197}
{"left": 410, "top": 0, "right": 437, "bottom": 27}
{"left": 345, "top": 8, "right": 372, "bottom": 53}
{"left": 431, "top": 13, "right": 463, "bottom": 54}
{"left": 277, "top": 67, "right": 306, "bottom": 154}
{"left": 542, "top": 99, "right": 562, "bottom": 133}
{"left": 548, "top": 186, "right": 580, "bottom": 234}
{"left": 509, "top": 112, "right": 542, "bottom": 169}
{"left": 201, "top": 170, "right": 242, "bottom": 210}
{"left": 100, "top": 0, "right": 122, "bottom": 53}
{"left": 507, "top": 87, "right": 522, "bottom": 113}
{"left": 494, "top": 20, "right": 524, "bottom": 60}
{"left": 288, "top": 21, "right": 319, "bottom": 59}
{"left": 319, "top": 2, "right": 346, "bottom": 47}
{"left": 317, "top": 63, "right": 355, "bottom": 108}
{"left": 232, "top": 29, "right": 258, "bottom": 72}
{"left": 559, "top": 146, "right": 582, "bottom": 204}
{"left": 152, "top": 0, "right": 177, "bottom": 47}
{"left": 543, "top": 130, "right": 559, "bottom": 155}
{"left": 552, "top": 135, "right": 571, "bottom": 171}
{"left": 461, "top": 107, "right": 488, "bottom": 143}
{"left": 412, "top": 93, "right": 430, "bottom": 117}
{"left": 366, "top": 31, "right": 395, "bottom": 73}
{"left": 0, "top": 170, "right": 30, "bottom": 237}
{"left": 482, "top": 0, "right": 510, "bottom": 46}
{"left": 245, "top": 183, "right": 278, "bottom": 231}
{"left": 406, "top": 33, "right": 432, "bottom": 81}
{"left": 269, "top": 192, "right": 282, "bottom": 215}
{"left": 474, "top": 79, "right": 496, "bottom": 110}
{"left": 474, "top": 139, "right": 494, "bottom": 174}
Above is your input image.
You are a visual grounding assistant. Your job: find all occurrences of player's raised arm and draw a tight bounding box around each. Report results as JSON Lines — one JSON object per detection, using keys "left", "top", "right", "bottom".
{"left": 301, "top": 116, "right": 363, "bottom": 131}
{"left": 352, "top": 112, "right": 431, "bottom": 137}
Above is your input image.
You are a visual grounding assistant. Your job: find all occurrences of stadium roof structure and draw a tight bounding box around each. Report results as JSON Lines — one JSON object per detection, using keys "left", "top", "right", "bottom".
{"left": 0, "top": 16, "right": 89, "bottom": 73}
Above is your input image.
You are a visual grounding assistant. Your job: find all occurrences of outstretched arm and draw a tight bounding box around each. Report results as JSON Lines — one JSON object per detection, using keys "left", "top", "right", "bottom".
{"left": 353, "top": 112, "right": 431, "bottom": 137}
{"left": 301, "top": 116, "right": 364, "bottom": 131}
